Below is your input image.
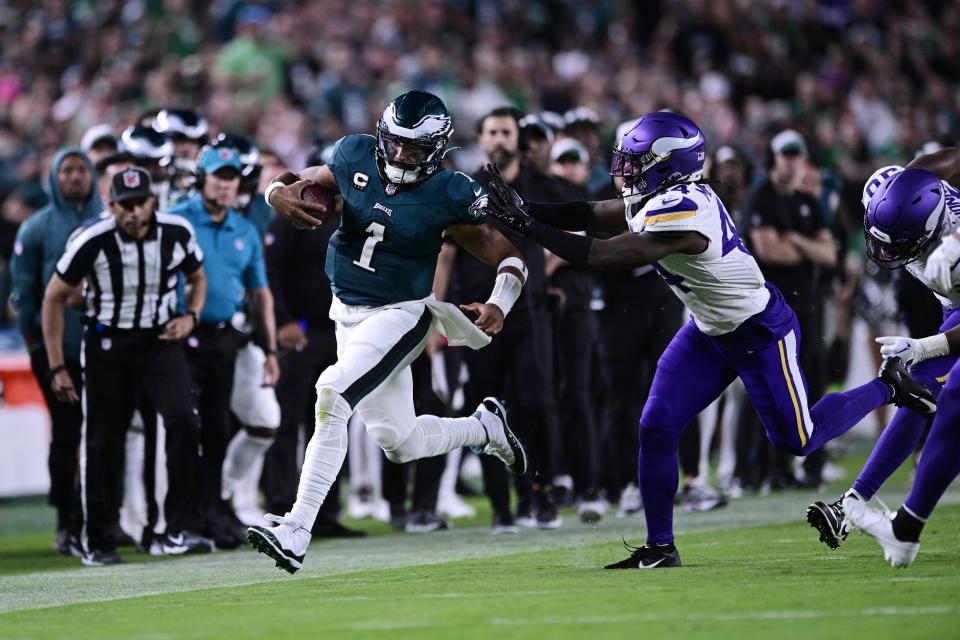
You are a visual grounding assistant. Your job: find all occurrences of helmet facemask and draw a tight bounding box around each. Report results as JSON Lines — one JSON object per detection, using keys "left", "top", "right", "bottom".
{"left": 375, "top": 94, "right": 452, "bottom": 185}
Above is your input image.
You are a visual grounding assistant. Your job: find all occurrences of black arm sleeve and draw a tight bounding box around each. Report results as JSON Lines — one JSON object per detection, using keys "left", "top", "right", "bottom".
{"left": 527, "top": 200, "right": 593, "bottom": 231}
{"left": 528, "top": 221, "right": 593, "bottom": 267}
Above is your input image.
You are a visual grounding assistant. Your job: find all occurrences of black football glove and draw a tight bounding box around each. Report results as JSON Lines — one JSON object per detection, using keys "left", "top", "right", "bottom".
{"left": 480, "top": 163, "right": 534, "bottom": 235}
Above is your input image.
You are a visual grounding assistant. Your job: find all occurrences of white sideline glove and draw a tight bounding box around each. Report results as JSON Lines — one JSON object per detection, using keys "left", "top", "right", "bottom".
{"left": 923, "top": 234, "right": 960, "bottom": 294}
{"left": 876, "top": 333, "right": 950, "bottom": 366}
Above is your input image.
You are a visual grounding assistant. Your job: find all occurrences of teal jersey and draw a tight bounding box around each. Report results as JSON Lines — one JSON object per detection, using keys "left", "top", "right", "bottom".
{"left": 325, "top": 135, "right": 487, "bottom": 306}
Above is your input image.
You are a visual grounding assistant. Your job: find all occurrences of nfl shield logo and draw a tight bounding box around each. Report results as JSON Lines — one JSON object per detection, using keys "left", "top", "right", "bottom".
{"left": 234, "top": 239, "right": 245, "bottom": 251}
{"left": 123, "top": 171, "right": 140, "bottom": 188}
{"left": 219, "top": 148, "right": 233, "bottom": 160}
{"left": 385, "top": 184, "right": 397, "bottom": 196}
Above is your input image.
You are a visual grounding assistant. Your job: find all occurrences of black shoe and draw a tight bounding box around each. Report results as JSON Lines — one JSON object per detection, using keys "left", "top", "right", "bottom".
{"left": 81, "top": 547, "right": 124, "bottom": 566}
{"left": 159, "top": 530, "right": 214, "bottom": 555}
{"left": 109, "top": 523, "right": 136, "bottom": 547}
{"left": 604, "top": 540, "right": 682, "bottom": 569}
{"left": 389, "top": 505, "right": 408, "bottom": 531}
{"left": 54, "top": 529, "right": 83, "bottom": 557}
{"left": 515, "top": 496, "right": 536, "bottom": 528}
{"left": 535, "top": 489, "right": 562, "bottom": 529}
{"left": 405, "top": 511, "right": 450, "bottom": 533}
{"left": 807, "top": 493, "right": 854, "bottom": 550}
{"left": 207, "top": 500, "right": 247, "bottom": 550}
{"left": 492, "top": 511, "right": 519, "bottom": 535}
{"left": 880, "top": 357, "right": 937, "bottom": 415}
{"left": 312, "top": 521, "right": 368, "bottom": 538}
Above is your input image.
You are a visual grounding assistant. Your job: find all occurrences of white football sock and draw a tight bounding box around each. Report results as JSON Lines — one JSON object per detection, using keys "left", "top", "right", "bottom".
{"left": 288, "top": 389, "right": 352, "bottom": 530}
{"left": 384, "top": 415, "right": 487, "bottom": 463}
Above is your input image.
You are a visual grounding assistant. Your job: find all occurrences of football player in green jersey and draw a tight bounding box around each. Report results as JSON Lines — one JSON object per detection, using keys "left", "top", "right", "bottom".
{"left": 248, "top": 91, "right": 530, "bottom": 573}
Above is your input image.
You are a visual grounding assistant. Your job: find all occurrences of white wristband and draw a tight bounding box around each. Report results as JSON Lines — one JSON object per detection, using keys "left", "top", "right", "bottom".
{"left": 486, "top": 271, "right": 524, "bottom": 317}
{"left": 264, "top": 181, "right": 285, "bottom": 207}
{"left": 497, "top": 256, "right": 528, "bottom": 282}
{"left": 915, "top": 333, "right": 950, "bottom": 363}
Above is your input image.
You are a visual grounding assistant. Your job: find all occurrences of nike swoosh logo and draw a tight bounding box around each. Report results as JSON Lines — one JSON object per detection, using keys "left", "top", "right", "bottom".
{"left": 639, "top": 558, "right": 665, "bottom": 569}
{"left": 168, "top": 534, "right": 184, "bottom": 545}
{"left": 473, "top": 187, "right": 482, "bottom": 197}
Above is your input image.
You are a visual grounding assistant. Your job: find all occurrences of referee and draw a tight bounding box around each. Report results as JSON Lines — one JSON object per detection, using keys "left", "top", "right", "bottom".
{"left": 42, "top": 167, "right": 210, "bottom": 566}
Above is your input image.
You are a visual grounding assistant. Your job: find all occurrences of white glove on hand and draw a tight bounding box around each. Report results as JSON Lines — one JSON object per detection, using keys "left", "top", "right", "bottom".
{"left": 876, "top": 333, "right": 950, "bottom": 366}
{"left": 923, "top": 234, "right": 960, "bottom": 294}
{"left": 875, "top": 336, "right": 919, "bottom": 364}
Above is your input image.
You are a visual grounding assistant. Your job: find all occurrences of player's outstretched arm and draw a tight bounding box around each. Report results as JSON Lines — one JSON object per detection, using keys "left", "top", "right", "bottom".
{"left": 264, "top": 165, "right": 339, "bottom": 230}
{"left": 482, "top": 164, "right": 626, "bottom": 232}
{"left": 446, "top": 222, "right": 527, "bottom": 336}
{"left": 480, "top": 179, "right": 706, "bottom": 271}
{"left": 908, "top": 147, "right": 960, "bottom": 186}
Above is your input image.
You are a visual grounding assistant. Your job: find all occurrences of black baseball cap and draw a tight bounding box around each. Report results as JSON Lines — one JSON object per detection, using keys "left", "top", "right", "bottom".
{"left": 110, "top": 167, "right": 153, "bottom": 202}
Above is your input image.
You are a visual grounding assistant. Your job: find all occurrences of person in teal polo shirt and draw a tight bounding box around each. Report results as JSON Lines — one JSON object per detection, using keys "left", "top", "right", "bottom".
{"left": 169, "top": 145, "right": 280, "bottom": 549}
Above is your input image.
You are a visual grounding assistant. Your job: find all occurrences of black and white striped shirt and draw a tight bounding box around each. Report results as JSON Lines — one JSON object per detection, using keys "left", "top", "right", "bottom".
{"left": 56, "top": 213, "right": 203, "bottom": 330}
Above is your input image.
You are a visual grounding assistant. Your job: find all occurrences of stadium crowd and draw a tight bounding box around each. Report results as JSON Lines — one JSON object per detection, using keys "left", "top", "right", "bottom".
{"left": 1, "top": 0, "right": 957, "bottom": 564}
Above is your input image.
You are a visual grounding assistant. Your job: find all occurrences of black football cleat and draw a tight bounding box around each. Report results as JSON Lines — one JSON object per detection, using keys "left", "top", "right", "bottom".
{"left": 806, "top": 494, "right": 853, "bottom": 550}
{"left": 604, "top": 539, "right": 682, "bottom": 569}
{"left": 81, "top": 547, "right": 125, "bottom": 566}
{"left": 879, "top": 357, "right": 937, "bottom": 415}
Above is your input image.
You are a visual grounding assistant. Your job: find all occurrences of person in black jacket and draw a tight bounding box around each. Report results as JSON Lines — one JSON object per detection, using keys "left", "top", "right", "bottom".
{"left": 439, "top": 107, "right": 563, "bottom": 530}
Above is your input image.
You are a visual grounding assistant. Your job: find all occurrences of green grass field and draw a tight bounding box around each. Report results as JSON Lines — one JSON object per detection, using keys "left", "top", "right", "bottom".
{"left": 2, "top": 447, "right": 959, "bottom": 640}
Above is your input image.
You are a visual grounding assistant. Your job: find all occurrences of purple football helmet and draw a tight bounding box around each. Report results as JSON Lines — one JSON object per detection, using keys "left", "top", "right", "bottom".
{"left": 610, "top": 112, "right": 706, "bottom": 197}
{"left": 864, "top": 168, "right": 946, "bottom": 269}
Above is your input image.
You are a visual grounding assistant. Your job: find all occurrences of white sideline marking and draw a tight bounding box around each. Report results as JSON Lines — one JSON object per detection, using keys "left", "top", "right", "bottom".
{"left": 2, "top": 490, "right": 959, "bottom": 615}
{"left": 349, "top": 606, "right": 957, "bottom": 630}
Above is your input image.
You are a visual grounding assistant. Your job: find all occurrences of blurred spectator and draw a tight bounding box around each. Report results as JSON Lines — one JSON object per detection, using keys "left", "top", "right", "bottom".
{"left": 9, "top": 148, "right": 100, "bottom": 554}
{"left": 745, "top": 129, "right": 837, "bottom": 488}
{"left": 80, "top": 124, "right": 118, "bottom": 166}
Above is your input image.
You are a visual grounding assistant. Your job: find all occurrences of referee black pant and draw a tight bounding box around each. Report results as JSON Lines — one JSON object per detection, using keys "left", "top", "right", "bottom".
{"left": 81, "top": 329, "right": 202, "bottom": 552}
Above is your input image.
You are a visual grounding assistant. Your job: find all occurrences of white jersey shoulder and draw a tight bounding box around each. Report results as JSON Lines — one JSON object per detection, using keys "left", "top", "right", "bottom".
{"left": 625, "top": 184, "right": 769, "bottom": 335}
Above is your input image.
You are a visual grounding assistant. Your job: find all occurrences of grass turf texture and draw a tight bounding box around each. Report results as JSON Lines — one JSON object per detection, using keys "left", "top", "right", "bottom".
{"left": 1, "top": 450, "right": 959, "bottom": 639}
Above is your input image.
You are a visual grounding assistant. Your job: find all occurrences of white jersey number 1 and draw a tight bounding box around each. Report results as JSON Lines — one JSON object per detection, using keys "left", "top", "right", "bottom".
{"left": 353, "top": 222, "right": 385, "bottom": 272}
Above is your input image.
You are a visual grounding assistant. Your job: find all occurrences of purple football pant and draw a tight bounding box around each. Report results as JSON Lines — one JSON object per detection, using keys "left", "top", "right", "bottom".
{"left": 903, "top": 358, "right": 960, "bottom": 520}
{"left": 639, "top": 307, "right": 890, "bottom": 545}
{"left": 852, "top": 309, "right": 960, "bottom": 500}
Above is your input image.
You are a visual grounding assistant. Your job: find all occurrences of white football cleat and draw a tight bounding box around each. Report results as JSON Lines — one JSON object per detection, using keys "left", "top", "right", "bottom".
{"left": 844, "top": 496, "right": 919, "bottom": 568}
{"left": 472, "top": 398, "right": 527, "bottom": 475}
{"left": 247, "top": 513, "right": 312, "bottom": 575}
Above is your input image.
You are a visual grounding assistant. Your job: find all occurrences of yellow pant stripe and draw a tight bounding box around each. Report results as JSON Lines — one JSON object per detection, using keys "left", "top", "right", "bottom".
{"left": 778, "top": 339, "right": 807, "bottom": 448}
{"left": 644, "top": 210, "right": 697, "bottom": 225}
{"left": 937, "top": 373, "right": 949, "bottom": 383}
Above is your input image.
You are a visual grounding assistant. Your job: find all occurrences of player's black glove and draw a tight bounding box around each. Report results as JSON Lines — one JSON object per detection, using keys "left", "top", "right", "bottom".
{"left": 481, "top": 163, "right": 534, "bottom": 235}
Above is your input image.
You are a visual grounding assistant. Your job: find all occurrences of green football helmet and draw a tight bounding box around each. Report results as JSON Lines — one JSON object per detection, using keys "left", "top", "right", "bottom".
{"left": 376, "top": 91, "right": 453, "bottom": 185}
